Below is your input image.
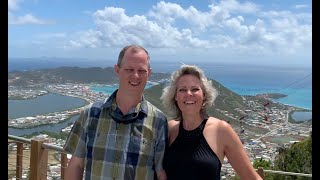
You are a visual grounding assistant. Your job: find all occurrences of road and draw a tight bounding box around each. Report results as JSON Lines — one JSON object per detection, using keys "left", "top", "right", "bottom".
{"left": 253, "top": 109, "right": 291, "bottom": 141}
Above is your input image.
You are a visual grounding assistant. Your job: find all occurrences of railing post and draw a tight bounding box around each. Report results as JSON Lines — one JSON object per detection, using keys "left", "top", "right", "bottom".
{"left": 257, "top": 167, "right": 265, "bottom": 179}
{"left": 29, "top": 138, "right": 48, "bottom": 180}
{"left": 61, "top": 153, "right": 68, "bottom": 179}
{"left": 16, "top": 142, "right": 24, "bottom": 179}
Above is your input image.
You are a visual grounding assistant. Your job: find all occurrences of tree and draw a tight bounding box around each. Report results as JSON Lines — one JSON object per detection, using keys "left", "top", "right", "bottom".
{"left": 273, "top": 136, "right": 312, "bottom": 180}
{"left": 253, "top": 158, "right": 273, "bottom": 180}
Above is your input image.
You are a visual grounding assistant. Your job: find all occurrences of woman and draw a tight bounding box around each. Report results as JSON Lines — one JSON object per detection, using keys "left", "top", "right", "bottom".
{"left": 161, "top": 65, "right": 262, "bottom": 180}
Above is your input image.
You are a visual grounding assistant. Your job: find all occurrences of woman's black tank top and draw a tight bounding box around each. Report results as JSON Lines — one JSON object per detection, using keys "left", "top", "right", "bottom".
{"left": 164, "top": 119, "right": 222, "bottom": 180}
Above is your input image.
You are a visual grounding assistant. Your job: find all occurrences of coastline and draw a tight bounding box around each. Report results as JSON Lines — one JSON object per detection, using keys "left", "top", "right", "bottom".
{"left": 257, "top": 93, "right": 312, "bottom": 123}
{"left": 8, "top": 83, "right": 107, "bottom": 129}
{"left": 8, "top": 83, "right": 311, "bottom": 129}
{"left": 8, "top": 114, "right": 79, "bottom": 129}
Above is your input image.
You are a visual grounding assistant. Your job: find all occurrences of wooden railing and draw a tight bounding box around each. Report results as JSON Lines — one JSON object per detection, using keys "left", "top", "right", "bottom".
{"left": 256, "top": 167, "right": 312, "bottom": 179}
{"left": 8, "top": 134, "right": 68, "bottom": 180}
{"left": 8, "top": 134, "right": 312, "bottom": 179}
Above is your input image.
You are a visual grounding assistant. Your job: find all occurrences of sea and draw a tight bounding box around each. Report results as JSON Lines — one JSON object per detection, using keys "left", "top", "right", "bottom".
{"left": 8, "top": 60, "right": 312, "bottom": 136}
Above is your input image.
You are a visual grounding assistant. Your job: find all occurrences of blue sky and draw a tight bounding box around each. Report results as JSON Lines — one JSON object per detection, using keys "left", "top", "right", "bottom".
{"left": 8, "top": 0, "right": 312, "bottom": 67}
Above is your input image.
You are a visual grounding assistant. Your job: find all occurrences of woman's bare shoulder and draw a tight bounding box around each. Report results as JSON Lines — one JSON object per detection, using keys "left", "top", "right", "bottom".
{"left": 168, "top": 119, "right": 180, "bottom": 129}
{"left": 207, "top": 117, "right": 224, "bottom": 124}
{"left": 206, "top": 117, "right": 232, "bottom": 129}
{"left": 168, "top": 119, "right": 180, "bottom": 144}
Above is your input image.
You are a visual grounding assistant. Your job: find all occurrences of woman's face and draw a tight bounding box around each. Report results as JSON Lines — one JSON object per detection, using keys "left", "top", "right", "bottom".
{"left": 175, "top": 74, "right": 205, "bottom": 114}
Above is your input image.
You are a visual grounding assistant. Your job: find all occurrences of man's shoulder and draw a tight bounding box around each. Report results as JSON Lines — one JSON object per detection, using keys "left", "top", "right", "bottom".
{"left": 144, "top": 100, "right": 168, "bottom": 123}
{"left": 91, "top": 99, "right": 107, "bottom": 108}
{"left": 82, "top": 99, "right": 108, "bottom": 115}
{"left": 145, "top": 100, "right": 164, "bottom": 114}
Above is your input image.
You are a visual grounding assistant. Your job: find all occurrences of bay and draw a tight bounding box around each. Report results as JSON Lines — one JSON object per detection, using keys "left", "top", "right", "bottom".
{"left": 291, "top": 111, "right": 312, "bottom": 122}
{"left": 8, "top": 93, "right": 87, "bottom": 119}
{"left": 8, "top": 93, "right": 86, "bottom": 136}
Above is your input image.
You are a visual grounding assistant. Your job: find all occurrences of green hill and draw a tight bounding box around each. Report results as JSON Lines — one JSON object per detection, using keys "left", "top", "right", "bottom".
{"left": 143, "top": 79, "right": 279, "bottom": 134}
{"left": 144, "top": 79, "right": 246, "bottom": 119}
{"left": 273, "top": 134, "right": 312, "bottom": 179}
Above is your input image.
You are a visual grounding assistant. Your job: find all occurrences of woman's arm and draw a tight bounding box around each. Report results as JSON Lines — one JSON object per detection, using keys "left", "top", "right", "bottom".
{"left": 219, "top": 121, "right": 262, "bottom": 180}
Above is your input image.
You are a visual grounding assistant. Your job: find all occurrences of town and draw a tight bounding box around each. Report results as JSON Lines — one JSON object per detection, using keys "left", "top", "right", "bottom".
{"left": 8, "top": 82, "right": 312, "bottom": 179}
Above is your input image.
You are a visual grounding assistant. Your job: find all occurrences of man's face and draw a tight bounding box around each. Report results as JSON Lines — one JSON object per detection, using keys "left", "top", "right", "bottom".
{"left": 115, "top": 50, "right": 151, "bottom": 95}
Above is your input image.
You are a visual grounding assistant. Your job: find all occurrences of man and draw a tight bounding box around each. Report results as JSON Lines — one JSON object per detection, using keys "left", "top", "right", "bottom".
{"left": 64, "top": 45, "right": 168, "bottom": 180}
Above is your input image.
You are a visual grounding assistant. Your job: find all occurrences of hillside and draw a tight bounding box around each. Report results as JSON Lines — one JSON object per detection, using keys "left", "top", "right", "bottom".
{"left": 144, "top": 79, "right": 246, "bottom": 119}
{"left": 273, "top": 134, "right": 312, "bottom": 178}
{"left": 143, "top": 79, "right": 284, "bottom": 134}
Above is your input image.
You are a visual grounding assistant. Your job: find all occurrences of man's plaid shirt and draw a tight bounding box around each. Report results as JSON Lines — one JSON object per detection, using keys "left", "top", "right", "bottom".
{"left": 64, "top": 90, "right": 168, "bottom": 180}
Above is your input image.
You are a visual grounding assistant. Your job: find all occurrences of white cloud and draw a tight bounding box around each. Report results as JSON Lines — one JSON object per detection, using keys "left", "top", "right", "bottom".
{"left": 147, "top": 0, "right": 258, "bottom": 32}
{"left": 9, "top": 13, "right": 51, "bottom": 25}
{"left": 55, "top": 0, "right": 310, "bottom": 58}
{"left": 218, "top": 0, "right": 259, "bottom": 14}
{"left": 67, "top": 40, "right": 82, "bottom": 48}
{"left": 65, "top": 6, "right": 210, "bottom": 49}
{"left": 258, "top": 10, "right": 312, "bottom": 52}
{"left": 148, "top": 1, "right": 185, "bottom": 25}
{"left": 8, "top": 0, "right": 52, "bottom": 25}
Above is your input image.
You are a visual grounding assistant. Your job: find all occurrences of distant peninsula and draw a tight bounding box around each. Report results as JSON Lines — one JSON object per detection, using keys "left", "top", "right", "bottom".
{"left": 255, "top": 93, "right": 287, "bottom": 99}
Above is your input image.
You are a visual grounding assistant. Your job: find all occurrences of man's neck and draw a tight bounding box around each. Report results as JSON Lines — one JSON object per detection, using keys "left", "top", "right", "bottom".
{"left": 116, "top": 90, "right": 143, "bottom": 115}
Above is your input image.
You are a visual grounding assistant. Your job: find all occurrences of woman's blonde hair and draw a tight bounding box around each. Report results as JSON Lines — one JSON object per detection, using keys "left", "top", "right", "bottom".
{"left": 160, "top": 64, "right": 218, "bottom": 120}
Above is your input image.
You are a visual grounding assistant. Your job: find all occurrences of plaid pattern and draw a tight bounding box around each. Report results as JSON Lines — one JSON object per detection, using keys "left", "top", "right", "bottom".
{"left": 64, "top": 90, "right": 168, "bottom": 180}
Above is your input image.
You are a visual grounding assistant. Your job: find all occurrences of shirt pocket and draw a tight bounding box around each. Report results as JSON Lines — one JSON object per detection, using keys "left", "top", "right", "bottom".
{"left": 129, "top": 135, "right": 153, "bottom": 153}
{"left": 127, "top": 135, "right": 153, "bottom": 166}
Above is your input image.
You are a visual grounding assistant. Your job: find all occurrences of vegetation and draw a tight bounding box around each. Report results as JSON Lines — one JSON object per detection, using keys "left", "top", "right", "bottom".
{"left": 253, "top": 158, "right": 272, "bottom": 169}
{"left": 23, "top": 131, "right": 69, "bottom": 140}
{"left": 272, "top": 134, "right": 312, "bottom": 180}
{"left": 227, "top": 158, "right": 273, "bottom": 180}
{"left": 227, "top": 135, "right": 312, "bottom": 180}
{"left": 253, "top": 158, "right": 273, "bottom": 180}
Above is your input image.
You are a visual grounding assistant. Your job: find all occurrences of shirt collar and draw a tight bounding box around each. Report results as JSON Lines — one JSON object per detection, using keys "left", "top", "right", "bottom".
{"left": 102, "top": 89, "right": 148, "bottom": 115}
